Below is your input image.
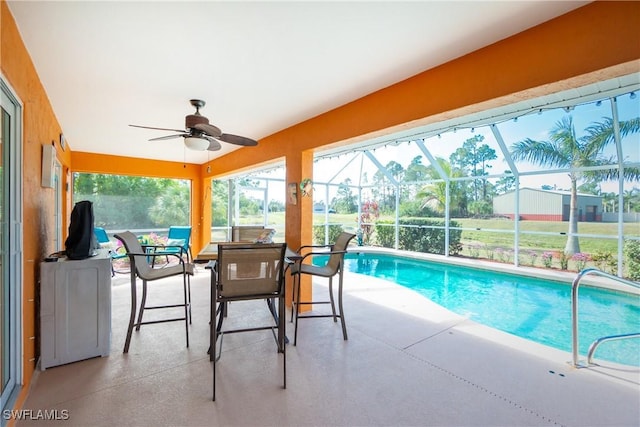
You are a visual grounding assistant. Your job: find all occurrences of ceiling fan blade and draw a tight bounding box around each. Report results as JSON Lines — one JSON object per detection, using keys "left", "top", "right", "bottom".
{"left": 218, "top": 133, "right": 258, "bottom": 146}
{"left": 207, "top": 138, "right": 222, "bottom": 151}
{"left": 129, "top": 124, "right": 187, "bottom": 133}
{"left": 148, "top": 133, "right": 186, "bottom": 141}
{"left": 193, "top": 123, "right": 222, "bottom": 138}
{"left": 203, "top": 135, "right": 222, "bottom": 151}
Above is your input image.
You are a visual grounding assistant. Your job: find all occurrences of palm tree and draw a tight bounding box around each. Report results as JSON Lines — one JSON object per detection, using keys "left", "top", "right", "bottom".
{"left": 417, "top": 158, "right": 467, "bottom": 216}
{"left": 511, "top": 116, "right": 640, "bottom": 254}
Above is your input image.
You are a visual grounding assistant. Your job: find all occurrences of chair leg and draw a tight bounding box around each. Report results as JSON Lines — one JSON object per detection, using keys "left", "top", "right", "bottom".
{"left": 187, "top": 274, "right": 192, "bottom": 324}
{"left": 123, "top": 270, "right": 138, "bottom": 353}
{"left": 182, "top": 275, "right": 190, "bottom": 348}
{"left": 293, "top": 273, "right": 302, "bottom": 346}
{"left": 135, "top": 280, "right": 148, "bottom": 331}
{"left": 212, "top": 300, "right": 217, "bottom": 401}
{"left": 328, "top": 277, "right": 338, "bottom": 322}
{"left": 211, "top": 302, "right": 227, "bottom": 361}
{"left": 290, "top": 272, "right": 298, "bottom": 323}
{"left": 279, "top": 294, "right": 286, "bottom": 389}
{"left": 338, "top": 271, "right": 348, "bottom": 340}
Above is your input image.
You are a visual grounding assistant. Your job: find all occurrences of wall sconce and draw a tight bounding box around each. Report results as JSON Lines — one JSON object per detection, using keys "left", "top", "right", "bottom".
{"left": 287, "top": 183, "right": 297, "bottom": 205}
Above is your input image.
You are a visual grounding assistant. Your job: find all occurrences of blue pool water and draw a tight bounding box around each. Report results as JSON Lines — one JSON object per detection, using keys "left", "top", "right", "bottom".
{"left": 339, "top": 253, "right": 639, "bottom": 366}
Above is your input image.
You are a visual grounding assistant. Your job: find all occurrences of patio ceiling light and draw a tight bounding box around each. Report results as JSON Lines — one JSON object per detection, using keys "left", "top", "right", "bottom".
{"left": 184, "top": 136, "right": 210, "bottom": 151}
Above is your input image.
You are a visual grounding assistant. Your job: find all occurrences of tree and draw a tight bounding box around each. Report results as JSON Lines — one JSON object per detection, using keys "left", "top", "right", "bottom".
{"left": 416, "top": 158, "right": 467, "bottom": 217}
{"left": 149, "top": 182, "right": 190, "bottom": 226}
{"left": 404, "top": 156, "right": 430, "bottom": 199}
{"left": 449, "top": 135, "right": 497, "bottom": 202}
{"left": 510, "top": 116, "right": 640, "bottom": 254}
{"left": 211, "top": 180, "right": 229, "bottom": 226}
{"left": 623, "top": 188, "right": 640, "bottom": 213}
{"left": 74, "top": 173, "right": 180, "bottom": 229}
{"left": 372, "top": 160, "right": 404, "bottom": 213}
{"left": 494, "top": 170, "right": 516, "bottom": 195}
{"left": 404, "top": 156, "right": 429, "bottom": 182}
{"left": 332, "top": 179, "right": 357, "bottom": 214}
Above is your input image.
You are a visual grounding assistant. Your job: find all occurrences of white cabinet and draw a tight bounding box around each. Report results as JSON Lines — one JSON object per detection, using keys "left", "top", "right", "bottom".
{"left": 40, "top": 249, "right": 112, "bottom": 370}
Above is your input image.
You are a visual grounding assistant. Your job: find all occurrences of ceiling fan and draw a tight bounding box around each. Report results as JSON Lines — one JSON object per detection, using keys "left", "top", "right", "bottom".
{"left": 129, "top": 99, "right": 258, "bottom": 151}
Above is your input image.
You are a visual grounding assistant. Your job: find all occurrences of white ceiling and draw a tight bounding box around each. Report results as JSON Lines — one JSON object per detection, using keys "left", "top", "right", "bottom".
{"left": 7, "top": 1, "right": 589, "bottom": 164}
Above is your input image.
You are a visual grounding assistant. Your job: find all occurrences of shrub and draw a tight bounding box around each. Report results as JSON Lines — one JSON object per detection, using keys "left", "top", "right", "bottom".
{"left": 313, "top": 224, "right": 344, "bottom": 245}
{"left": 358, "top": 200, "right": 380, "bottom": 245}
{"left": 399, "top": 200, "right": 437, "bottom": 218}
{"left": 558, "top": 251, "right": 570, "bottom": 270}
{"left": 624, "top": 239, "right": 640, "bottom": 280}
{"left": 374, "top": 219, "right": 461, "bottom": 255}
{"left": 449, "top": 241, "right": 463, "bottom": 256}
{"left": 591, "top": 250, "right": 617, "bottom": 274}
{"left": 572, "top": 252, "right": 590, "bottom": 272}
{"left": 374, "top": 222, "right": 395, "bottom": 248}
{"left": 468, "top": 244, "right": 481, "bottom": 258}
{"left": 542, "top": 251, "right": 554, "bottom": 268}
{"left": 484, "top": 245, "right": 495, "bottom": 261}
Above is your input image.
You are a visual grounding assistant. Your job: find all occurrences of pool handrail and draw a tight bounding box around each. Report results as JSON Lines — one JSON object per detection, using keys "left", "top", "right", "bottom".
{"left": 571, "top": 268, "right": 640, "bottom": 367}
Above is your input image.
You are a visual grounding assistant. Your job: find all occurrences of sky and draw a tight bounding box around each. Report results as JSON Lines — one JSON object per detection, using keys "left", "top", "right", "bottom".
{"left": 312, "top": 91, "right": 640, "bottom": 198}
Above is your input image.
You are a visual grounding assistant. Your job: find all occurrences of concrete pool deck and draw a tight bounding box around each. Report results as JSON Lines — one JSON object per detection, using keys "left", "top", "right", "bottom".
{"left": 16, "top": 263, "right": 639, "bottom": 426}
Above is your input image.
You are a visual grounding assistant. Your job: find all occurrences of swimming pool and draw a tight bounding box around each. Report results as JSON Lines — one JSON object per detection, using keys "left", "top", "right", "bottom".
{"left": 339, "top": 252, "right": 640, "bottom": 366}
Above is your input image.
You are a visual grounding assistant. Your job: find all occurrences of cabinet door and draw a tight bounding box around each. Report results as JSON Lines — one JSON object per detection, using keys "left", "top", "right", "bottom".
{"left": 41, "top": 254, "right": 111, "bottom": 369}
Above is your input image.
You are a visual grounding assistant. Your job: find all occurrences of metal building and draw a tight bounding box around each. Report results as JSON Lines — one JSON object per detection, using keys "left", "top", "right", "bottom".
{"left": 493, "top": 188, "right": 603, "bottom": 221}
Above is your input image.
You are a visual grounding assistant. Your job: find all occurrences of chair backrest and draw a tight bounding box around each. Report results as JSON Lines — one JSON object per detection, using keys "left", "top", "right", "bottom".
{"left": 216, "top": 243, "right": 286, "bottom": 298}
{"left": 167, "top": 226, "right": 191, "bottom": 251}
{"left": 325, "top": 232, "right": 356, "bottom": 273}
{"left": 114, "top": 231, "right": 154, "bottom": 278}
{"left": 94, "top": 227, "right": 110, "bottom": 245}
{"left": 231, "top": 225, "right": 265, "bottom": 242}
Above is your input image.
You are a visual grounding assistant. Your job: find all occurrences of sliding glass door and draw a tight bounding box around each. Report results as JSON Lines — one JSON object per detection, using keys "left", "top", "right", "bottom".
{"left": 1, "top": 78, "right": 23, "bottom": 417}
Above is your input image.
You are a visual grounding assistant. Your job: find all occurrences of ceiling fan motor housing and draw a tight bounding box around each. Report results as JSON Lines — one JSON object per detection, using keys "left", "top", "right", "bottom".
{"left": 186, "top": 114, "right": 209, "bottom": 129}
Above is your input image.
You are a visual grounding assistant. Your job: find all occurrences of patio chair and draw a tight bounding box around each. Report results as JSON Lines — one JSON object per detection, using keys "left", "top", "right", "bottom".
{"left": 156, "top": 225, "right": 193, "bottom": 265}
{"left": 93, "top": 226, "right": 127, "bottom": 276}
{"left": 211, "top": 242, "right": 287, "bottom": 401}
{"left": 231, "top": 225, "right": 265, "bottom": 242}
{"left": 290, "top": 232, "right": 356, "bottom": 345}
{"left": 114, "top": 231, "right": 194, "bottom": 353}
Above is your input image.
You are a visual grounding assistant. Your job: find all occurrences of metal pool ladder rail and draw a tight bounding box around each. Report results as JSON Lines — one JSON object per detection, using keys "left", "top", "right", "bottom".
{"left": 571, "top": 268, "right": 640, "bottom": 367}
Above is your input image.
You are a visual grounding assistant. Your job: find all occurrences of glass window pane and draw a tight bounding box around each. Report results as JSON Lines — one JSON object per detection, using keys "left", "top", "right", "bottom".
{"left": 616, "top": 91, "right": 640, "bottom": 165}
{"left": 73, "top": 173, "right": 191, "bottom": 232}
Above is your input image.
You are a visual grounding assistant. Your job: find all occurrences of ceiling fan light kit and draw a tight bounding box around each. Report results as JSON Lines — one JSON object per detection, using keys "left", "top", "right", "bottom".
{"left": 129, "top": 99, "right": 258, "bottom": 151}
{"left": 184, "top": 136, "right": 210, "bottom": 151}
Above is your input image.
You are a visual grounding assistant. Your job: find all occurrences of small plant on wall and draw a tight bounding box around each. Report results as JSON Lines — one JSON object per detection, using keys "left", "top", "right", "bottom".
{"left": 300, "top": 178, "right": 313, "bottom": 197}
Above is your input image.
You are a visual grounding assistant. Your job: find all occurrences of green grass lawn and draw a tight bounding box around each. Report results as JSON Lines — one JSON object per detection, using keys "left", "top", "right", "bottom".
{"left": 248, "top": 213, "right": 637, "bottom": 250}
{"left": 452, "top": 218, "right": 637, "bottom": 254}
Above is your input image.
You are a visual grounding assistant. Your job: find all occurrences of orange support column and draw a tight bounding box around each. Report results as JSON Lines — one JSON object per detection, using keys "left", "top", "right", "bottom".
{"left": 285, "top": 149, "right": 314, "bottom": 310}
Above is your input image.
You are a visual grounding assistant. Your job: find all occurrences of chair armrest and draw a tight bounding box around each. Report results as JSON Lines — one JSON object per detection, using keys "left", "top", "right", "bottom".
{"left": 297, "top": 243, "right": 332, "bottom": 253}
{"left": 155, "top": 244, "right": 188, "bottom": 254}
{"left": 298, "top": 249, "right": 348, "bottom": 263}
{"left": 124, "top": 251, "right": 186, "bottom": 263}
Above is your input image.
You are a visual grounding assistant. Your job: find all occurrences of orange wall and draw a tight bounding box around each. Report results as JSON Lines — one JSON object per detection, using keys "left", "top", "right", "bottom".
{"left": 2, "top": 0, "right": 639, "bottom": 415}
